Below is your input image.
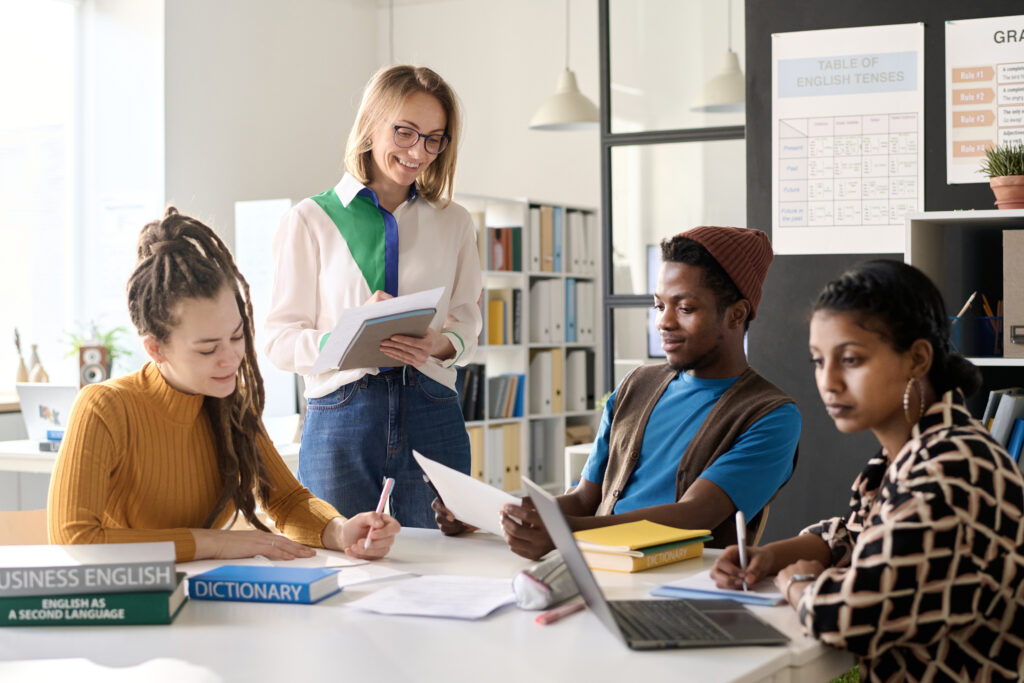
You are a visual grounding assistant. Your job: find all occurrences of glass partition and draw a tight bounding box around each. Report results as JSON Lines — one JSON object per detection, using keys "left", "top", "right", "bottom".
{"left": 609, "top": 0, "right": 745, "bottom": 133}
{"left": 610, "top": 138, "right": 747, "bottom": 294}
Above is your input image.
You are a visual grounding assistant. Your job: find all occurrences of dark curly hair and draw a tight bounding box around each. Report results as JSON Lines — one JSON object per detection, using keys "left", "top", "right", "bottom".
{"left": 813, "top": 259, "right": 981, "bottom": 397}
{"left": 660, "top": 235, "right": 748, "bottom": 328}
{"left": 126, "top": 206, "right": 272, "bottom": 531}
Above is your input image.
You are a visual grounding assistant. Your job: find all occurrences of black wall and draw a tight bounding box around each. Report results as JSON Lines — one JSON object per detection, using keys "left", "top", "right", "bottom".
{"left": 745, "top": 0, "right": 1022, "bottom": 542}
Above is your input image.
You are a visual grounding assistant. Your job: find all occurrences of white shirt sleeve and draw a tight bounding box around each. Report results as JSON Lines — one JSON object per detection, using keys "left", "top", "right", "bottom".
{"left": 263, "top": 206, "right": 326, "bottom": 375}
{"left": 439, "top": 212, "right": 483, "bottom": 367}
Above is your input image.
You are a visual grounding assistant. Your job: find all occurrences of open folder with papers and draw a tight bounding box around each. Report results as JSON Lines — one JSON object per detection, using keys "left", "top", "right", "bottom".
{"left": 310, "top": 287, "right": 445, "bottom": 375}
{"left": 412, "top": 450, "right": 521, "bottom": 537}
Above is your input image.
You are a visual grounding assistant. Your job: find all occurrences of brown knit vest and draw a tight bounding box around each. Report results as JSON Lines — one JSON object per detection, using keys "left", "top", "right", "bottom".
{"left": 596, "top": 363, "right": 797, "bottom": 548}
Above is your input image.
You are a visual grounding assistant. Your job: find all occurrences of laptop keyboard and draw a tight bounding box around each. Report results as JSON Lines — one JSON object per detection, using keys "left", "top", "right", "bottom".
{"left": 612, "top": 600, "right": 732, "bottom": 643}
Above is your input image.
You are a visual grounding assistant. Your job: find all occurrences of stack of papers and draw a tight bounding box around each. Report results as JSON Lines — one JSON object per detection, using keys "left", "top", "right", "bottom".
{"left": 651, "top": 569, "right": 785, "bottom": 606}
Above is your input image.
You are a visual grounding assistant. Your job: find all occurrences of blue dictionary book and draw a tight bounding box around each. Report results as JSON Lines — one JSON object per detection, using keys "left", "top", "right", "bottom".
{"left": 1007, "top": 418, "right": 1024, "bottom": 463}
{"left": 188, "top": 565, "right": 341, "bottom": 604}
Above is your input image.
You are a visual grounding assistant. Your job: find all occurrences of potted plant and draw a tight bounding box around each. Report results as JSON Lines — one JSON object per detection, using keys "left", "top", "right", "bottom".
{"left": 64, "top": 322, "right": 132, "bottom": 380}
{"left": 979, "top": 142, "right": 1024, "bottom": 209}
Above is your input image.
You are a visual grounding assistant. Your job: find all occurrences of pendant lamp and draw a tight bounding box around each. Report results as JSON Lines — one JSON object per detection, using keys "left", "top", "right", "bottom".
{"left": 529, "top": 0, "right": 598, "bottom": 130}
{"left": 691, "top": 0, "right": 745, "bottom": 113}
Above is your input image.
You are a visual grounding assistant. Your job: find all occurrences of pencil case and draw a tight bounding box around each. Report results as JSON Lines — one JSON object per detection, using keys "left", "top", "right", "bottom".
{"left": 512, "top": 552, "right": 580, "bottom": 610}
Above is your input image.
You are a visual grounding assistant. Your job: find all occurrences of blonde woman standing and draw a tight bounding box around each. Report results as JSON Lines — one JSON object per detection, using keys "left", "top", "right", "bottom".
{"left": 265, "top": 65, "right": 482, "bottom": 528}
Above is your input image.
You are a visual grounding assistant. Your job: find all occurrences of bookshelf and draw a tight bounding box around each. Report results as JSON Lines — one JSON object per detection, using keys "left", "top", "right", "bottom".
{"left": 905, "top": 209, "right": 1024, "bottom": 416}
{"left": 455, "top": 194, "right": 603, "bottom": 494}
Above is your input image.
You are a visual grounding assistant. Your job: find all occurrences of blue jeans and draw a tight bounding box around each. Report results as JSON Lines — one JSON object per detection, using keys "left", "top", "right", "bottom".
{"left": 298, "top": 366, "right": 471, "bottom": 528}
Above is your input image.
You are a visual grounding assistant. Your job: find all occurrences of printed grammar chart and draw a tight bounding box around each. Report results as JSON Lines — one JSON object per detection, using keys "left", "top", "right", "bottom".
{"left": 946, "top": 15, "right": 1024, "bottom": 185}
{"left": 772, "top": 24, "right": 924, "bottom": 255}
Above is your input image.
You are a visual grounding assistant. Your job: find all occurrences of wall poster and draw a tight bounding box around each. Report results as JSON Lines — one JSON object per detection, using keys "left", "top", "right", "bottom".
{"left": 946, "top": 15, "right": 1024, "bottom": 185}
{"left": 772, "top": 24, "right": 924, "bottom": 255}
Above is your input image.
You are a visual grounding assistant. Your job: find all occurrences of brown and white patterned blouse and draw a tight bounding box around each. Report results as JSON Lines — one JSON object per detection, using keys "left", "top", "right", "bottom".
{"left": 798, "top": 391, "right": 1024, "bottom": 682}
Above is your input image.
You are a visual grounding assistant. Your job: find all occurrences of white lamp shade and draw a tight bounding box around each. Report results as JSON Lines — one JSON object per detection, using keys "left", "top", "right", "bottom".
{"left": 691, "top": 49, "right": 745, "bottom": 113}
{"left": 529, "top": 69, "right": 599, "bottom": 130}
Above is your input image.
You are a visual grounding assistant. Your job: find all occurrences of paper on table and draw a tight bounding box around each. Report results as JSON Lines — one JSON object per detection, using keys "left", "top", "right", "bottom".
{"left": 334, "top": 563, "right": 411, "bottom": 588}
{"left": 176, "top": 548, "right": 368, "bottom": 576}
{"left": 413, "top": 450, "right": 522, "bottom": 536}
{"left": 346, "top": 575, "right": 516, "bottom": 620}
{"left": 311, "top": 287, "right": 445, "bottom": 375}
{"left": 651, "top": 569, "right": 785, "bottom": 606}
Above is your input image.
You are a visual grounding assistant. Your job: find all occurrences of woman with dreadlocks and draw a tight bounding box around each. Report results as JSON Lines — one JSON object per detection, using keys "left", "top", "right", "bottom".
{"left": 47, "top": 207, "right": 400, "bottom": 561}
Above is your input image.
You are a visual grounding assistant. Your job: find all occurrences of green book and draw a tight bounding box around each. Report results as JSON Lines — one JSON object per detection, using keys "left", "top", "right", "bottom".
{"left": 0, "top": 572, "right": 187, "bottom": 626}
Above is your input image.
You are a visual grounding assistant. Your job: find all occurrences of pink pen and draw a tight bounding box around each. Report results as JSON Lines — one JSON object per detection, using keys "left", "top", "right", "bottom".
{"left": 364, "top": 477, "right": 395, "bottom": 549}
{"left": 535, "top": 598, "right": 586, "bottom": 625}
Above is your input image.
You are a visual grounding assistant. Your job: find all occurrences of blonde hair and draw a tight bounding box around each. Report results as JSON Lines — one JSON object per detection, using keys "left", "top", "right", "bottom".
{"left": 344, "top": 65, "right": 461, "bottom": 206}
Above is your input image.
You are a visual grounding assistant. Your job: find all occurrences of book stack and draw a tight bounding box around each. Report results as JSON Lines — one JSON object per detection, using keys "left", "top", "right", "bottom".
{"left": 485, "top": 288, "right": 522, "bottom": 345}
{"left": 487, "top": 373, "right": 525, "bottom": 419}
{"left": 456, "top": 363, "right": 485, "bottom": 422}
{"left": 485, "top": 227, "right": 522, "bottom": 271}
{"left": 573, "top": 521, "right": 712, "bottom": 573}
{"left": 982, "top": 387, "right": 1024, "bottom": 460}
{"left": 0, "top": 542, "right": 184, "bottom": 626}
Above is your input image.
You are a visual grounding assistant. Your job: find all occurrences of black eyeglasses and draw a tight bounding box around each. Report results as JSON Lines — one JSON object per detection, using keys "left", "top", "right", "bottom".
{"left": 392, "top": 125, "right": 450, "bottom": 155}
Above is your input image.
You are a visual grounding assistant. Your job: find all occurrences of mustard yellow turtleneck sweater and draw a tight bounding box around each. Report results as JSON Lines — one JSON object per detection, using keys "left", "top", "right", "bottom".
{"left": 47, "top": 362, "right": 340, "bottom": 561}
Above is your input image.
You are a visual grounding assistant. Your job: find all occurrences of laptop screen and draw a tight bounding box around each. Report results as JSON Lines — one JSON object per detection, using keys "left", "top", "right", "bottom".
{"left": 15, "top": 383, "right": 78, "bottom": 442}
{"left": 521, "top": 476, "right": 629, "bottom": 639}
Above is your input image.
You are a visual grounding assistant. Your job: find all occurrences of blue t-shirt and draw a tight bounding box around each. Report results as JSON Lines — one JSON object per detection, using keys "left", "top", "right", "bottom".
{"left": 580, "top": 371, "right": 802, "bottom": 518}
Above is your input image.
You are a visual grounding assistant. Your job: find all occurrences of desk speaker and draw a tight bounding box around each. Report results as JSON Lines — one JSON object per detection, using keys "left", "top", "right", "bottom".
{"left": 79, "top": 345, "right": 109, "bottom": 387}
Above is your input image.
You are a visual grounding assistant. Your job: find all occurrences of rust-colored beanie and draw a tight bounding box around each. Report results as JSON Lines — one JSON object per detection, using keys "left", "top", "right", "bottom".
{"left": 676, "top": 225, "right": 773, "bottom": 320}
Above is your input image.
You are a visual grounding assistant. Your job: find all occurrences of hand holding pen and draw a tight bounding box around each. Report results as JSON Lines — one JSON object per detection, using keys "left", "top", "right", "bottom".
{"left": 735, "top": 510, "right": 749, "bottom": 591}
{"left": 364, "top": 477, "right": 395, "bottom": 549}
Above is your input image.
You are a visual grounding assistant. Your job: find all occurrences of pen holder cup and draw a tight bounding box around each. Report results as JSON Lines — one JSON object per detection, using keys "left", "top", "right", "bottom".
{"left": 948, "top": 316, "right": 962, "bottom": 354}
{"left": 974, "top": 316, "right": 1003, "bottom": 357}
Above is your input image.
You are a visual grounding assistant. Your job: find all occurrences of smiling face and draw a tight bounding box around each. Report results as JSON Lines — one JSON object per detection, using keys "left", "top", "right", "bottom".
{"left": 145, "top": 284, "right": 245, "bottom": 398}
{"left": 809, "top": 310, "right": 917, "bottom": 441}
{"left": 654, "top": 261, "right": 738, "bottom": 375}
{"left": 368, "top": 90, "right": 447, "bottom": 195}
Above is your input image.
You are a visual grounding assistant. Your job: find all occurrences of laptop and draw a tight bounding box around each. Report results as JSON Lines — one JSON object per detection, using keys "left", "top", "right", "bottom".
{"left": 15, "top": 383, "right": 78, "bottom": 443}
{"left": 522, "top": 476, "right": 789, "bottom": 650}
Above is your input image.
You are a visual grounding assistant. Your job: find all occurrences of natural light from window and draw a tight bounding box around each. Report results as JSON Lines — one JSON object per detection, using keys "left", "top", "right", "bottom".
{"left": 0, "top": 0, "right": 76, "bottom": 392}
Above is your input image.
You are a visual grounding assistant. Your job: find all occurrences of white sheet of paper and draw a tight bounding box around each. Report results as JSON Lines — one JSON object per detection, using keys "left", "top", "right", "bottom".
{"left": 413, "top": 450, "right": 522, "bottom": 536}
{"left": 176, "top": 548, "right": 367, "bottom": 576}
{"left": 311, "top": 287, "right": 445, "bottom": 375}
{"left": 346, "top": 575, "right": 515, "bottom": 620}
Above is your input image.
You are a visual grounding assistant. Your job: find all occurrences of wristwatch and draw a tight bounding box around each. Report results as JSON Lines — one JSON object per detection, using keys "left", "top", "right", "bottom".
{"left": 784, "top": 573, "right": 818, "bottom": 602}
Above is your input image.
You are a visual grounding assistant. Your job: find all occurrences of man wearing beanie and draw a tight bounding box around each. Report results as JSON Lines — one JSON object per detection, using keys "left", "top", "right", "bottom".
{"left": 469, "top": 226, "right": 802, "bottom": 559}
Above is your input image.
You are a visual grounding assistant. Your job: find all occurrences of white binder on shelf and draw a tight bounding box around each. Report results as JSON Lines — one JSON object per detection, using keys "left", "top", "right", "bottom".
{"left": 529, "top": 351, "right": 553, "bottom": 415}
{"left": 566, "top": 349, "right": 587, "bottom": 412}
{"left": 529, "top": 280, "right": 552, "bottom": 343}
{"left": 548, "top": 279, "right": 565, "bottom": 344}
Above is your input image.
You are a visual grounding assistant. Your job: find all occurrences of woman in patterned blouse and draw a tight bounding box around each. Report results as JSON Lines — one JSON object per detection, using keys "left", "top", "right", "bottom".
{"left": 711, "top": 260, "right": 1024, "bottom": 682}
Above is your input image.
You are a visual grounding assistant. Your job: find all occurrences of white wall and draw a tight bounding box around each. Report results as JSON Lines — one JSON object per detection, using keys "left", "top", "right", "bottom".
{"left": 163, "top": 0, "right": 600, "bottom": 250}
{"left": 383, "top": 0, "right": 600, "bottom": 209}
{"left": 164, "top": 0, "right": 379, "bottom": 247}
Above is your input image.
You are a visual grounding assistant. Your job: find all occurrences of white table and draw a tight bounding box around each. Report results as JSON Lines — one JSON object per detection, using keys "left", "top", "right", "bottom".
{"left": 0, "top": 529, "right": 854, "bottom": 682}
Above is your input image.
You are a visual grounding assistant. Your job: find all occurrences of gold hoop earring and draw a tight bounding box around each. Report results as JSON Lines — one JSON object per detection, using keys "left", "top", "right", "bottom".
{"left": 903, "top": 377, "right": 924, "bottom": 425}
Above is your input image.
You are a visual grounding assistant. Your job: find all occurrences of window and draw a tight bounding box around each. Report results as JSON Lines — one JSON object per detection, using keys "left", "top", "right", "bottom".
{"left": 600, "top": 0, "right": 746, "bottom": 387}
{"left": 0, "top": 0, "right": 77, "bottom": 391}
